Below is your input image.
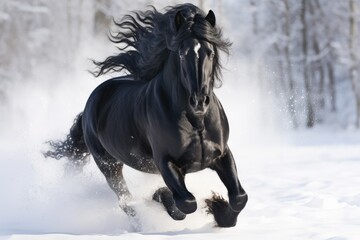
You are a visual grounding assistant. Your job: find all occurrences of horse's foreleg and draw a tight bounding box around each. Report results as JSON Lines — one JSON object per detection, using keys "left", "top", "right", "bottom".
{"left": 158, "top": 157, "right": 197, "bottom": 214}
{"left": 210, "top": 148, "right": 248, "bottom": 213}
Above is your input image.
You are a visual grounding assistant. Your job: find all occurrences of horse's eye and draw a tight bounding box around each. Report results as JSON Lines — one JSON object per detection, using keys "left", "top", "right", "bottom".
{"left": 209, "top": 51, "right": 215, "bottom": 60}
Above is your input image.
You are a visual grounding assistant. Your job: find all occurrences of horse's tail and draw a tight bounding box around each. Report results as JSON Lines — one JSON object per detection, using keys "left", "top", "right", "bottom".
{"left": 44, "top": 112, "right": 90, "bottom": 167}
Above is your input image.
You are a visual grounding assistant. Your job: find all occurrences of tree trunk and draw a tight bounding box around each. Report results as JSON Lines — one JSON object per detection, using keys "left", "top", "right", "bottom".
{"left": 313, "top": 0, "right": 337, "bottom": 113}
{"left": 67, "top": 0, "right": 73, "bottom": 59}
{"left": 301, "top": 0, "right": 315, "bottom": 128}
{"left": 308, "top": 0, "right": 325, "bottom": 123}
{"left": 327, "top": 60, "right": 336, "bottom": 112}
{"left": 198, "top": 0, "right": 205, "bottom": 10}
{"left": 349, "top": 0, "right": 360, "bottom": 127}
{"left": 282, "top": 0, "right": 298, "bottom": 128}
{"left": 250, "top": 0, "right": 258, "bottom": 35}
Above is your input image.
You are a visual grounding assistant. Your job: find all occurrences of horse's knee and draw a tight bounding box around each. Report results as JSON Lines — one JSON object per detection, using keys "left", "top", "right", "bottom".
{"left": 174, "top": 194, "right": 197, "bottom": 214}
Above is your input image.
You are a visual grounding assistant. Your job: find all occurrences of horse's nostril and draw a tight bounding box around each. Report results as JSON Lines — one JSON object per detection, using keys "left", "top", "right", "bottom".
{"left": 204, "top": 95, "right": 210, "bottom": 106}
{"left": 190, "top": 96, "right": 198, "bottom": 107}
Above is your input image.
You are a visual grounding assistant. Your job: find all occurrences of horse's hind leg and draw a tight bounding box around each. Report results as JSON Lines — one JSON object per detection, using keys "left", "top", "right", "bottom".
{"left": 152, "top": 187, "right": 186, "bottom": 220}
{"left": 93, "top": 153, "right": 135, "bottom": 217}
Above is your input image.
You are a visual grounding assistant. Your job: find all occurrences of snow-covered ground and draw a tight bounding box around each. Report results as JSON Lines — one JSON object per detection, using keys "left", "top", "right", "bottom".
{"left": 1, "top": 124, "right": 360, "bottom": 240}
{"left": 1, "top": 46, "right": 360, "bottom": 240}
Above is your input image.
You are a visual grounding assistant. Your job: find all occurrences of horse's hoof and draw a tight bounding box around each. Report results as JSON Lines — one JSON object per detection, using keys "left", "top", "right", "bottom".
{"left": 229, "top": 193, "right": 248, "bottom": 212}
{"left": 168, "top": 207, "right": 186, "bottom": 220}
{"left": 175, "top": 196, "right": 197, "bottom": 214}
{"left": 153, "top": 187, "right": 186, "bottom": 220}
{"left": 120, "top": 203, "right": 137, "bottom": 217}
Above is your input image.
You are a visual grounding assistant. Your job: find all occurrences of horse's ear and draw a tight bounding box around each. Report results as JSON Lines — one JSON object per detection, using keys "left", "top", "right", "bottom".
{"left": 175, "top": 11, "right": 185, "bottom": 31}
{"left": 205, "top": 10, "right": 216, "bottom": 27}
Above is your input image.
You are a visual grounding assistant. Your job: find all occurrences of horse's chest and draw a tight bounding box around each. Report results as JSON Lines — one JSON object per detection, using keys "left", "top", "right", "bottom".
{"left": 177, "top": 131, "right": 222, "bottom": 172}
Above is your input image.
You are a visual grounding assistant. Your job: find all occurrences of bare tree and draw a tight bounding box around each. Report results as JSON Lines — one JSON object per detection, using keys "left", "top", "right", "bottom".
{"left": 301, "top": 0, "right": 315, "bottom": 127}
{"left": 314, "top": 0, "right": 337, "bottom": 113}
{"left": 349, "top": 0, "right": 360, "bottom": 127}
{"left": 250, "top": 0, "right": 258, "bottom": 35}
{"left": 198, "top": 0, "right": 204, "bottom": 10}
{"left": 282, "top": 0, "right": 298, "bottom": 128}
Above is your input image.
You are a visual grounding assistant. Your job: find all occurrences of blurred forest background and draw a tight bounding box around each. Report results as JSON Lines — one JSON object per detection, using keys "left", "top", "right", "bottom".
{"left": 0, "top": 0, "right": 360, "bottom": 129}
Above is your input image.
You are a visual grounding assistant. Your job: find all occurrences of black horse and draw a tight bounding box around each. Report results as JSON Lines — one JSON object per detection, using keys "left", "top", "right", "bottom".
{"left": 45, "top": 4, "right": 247, "bottom": 228}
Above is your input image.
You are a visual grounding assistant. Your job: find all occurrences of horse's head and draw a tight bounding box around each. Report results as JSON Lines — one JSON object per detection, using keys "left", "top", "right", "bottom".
{"left": 175, "top": 10, "right": 218, "bottom": 115}
{"left": 178, "top": 38, "right": 215, "bottom": 115}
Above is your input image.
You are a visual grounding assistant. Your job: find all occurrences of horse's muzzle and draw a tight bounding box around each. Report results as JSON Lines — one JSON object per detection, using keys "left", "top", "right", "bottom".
{"left": 189, "top": 94, "right": 210, "bottom": 114}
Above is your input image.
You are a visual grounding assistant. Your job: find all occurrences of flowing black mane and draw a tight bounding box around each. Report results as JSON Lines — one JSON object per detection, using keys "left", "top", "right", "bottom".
{"left": 93, "top": 4, "right": 231, "bottom": 84}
